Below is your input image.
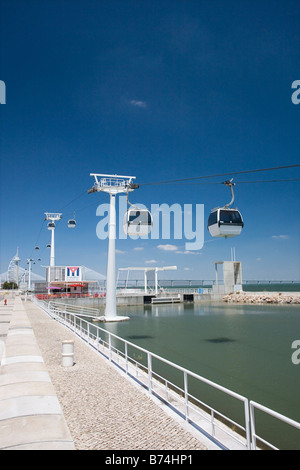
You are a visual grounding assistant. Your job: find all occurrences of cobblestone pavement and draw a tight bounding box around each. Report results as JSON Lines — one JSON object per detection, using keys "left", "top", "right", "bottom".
{"left": 24, "top": 301, "right": 207, "bottom": 451}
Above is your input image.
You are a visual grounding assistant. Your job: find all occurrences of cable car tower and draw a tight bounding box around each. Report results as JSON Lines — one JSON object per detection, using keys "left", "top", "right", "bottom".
{"left": 44, "top": 212, "right": 62, "bottom": 267}
{"left": 88, "top": 174, "right": 139, "bottom": 321}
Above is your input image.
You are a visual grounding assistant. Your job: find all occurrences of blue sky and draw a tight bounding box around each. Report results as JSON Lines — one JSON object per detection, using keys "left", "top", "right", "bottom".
{"left": 0, "top": 0, "right": 299, "bottom": 281}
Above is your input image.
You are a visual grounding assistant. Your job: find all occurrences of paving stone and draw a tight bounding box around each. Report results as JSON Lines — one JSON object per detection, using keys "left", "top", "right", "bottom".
{"left": 25, "top": 301, "right": 207, "bottom": 451}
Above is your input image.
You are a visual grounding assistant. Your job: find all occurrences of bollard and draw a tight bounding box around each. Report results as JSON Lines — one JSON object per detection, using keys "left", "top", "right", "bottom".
{"left": 62, "top": 340, "right": 74, "bottom": 367}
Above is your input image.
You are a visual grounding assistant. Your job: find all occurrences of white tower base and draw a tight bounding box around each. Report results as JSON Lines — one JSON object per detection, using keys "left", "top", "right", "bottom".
{"left": 93, "top": 315, "right": 130, "bottom": 323}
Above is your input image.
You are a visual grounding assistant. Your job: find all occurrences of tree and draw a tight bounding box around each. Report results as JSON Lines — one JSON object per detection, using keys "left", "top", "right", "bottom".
{"left": 2, "top": 281, "right": 18, "bottom": 290}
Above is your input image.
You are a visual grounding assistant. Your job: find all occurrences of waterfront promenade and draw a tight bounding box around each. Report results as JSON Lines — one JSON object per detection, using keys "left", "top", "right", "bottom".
{"left": 0, "top": 293, "right": 208, "bottom": 450}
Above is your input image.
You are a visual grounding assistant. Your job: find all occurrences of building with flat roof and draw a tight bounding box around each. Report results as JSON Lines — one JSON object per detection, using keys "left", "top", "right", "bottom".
{"left": 34, "top": 265, "right": 106, "bottom": 298}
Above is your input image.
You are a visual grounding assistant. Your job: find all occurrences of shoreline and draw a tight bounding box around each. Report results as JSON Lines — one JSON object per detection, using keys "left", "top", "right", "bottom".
{"left": 223, "top": 292, "right": 300, "bottom": 304}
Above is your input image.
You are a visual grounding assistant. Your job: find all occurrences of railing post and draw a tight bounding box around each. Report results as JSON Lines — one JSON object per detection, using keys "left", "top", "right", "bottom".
{"left": 96, "top": 326, "right": 99, "bottom": 349}
{"left": 211, "top": 410, "right": 215, "bottom": 437}
{"left": 109, "top": 334, "right": 112, "bottom": 362}
{"left": 244, "top": 399, "right": 252, "bottom": 450}
{"left": 184, "top": 371, "right": 189, "bottom": 420}
{"left": 125, "top": 343, "right": 128, "bottom": 374}
{"left": 250, "top": 402, "right": 257, "bottom": 450}
{"left": 148, "top": 352, "right": 152, "bottom": 394}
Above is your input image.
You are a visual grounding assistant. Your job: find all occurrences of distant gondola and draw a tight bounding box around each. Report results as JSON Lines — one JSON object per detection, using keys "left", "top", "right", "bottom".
{"left": 68, "top": 213, "right": 76, "bottom": 228}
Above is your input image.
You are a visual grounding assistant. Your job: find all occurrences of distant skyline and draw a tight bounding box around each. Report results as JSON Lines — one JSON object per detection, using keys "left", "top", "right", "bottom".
{"left": 1, "top": 0, "right": 299, "bottom": 281}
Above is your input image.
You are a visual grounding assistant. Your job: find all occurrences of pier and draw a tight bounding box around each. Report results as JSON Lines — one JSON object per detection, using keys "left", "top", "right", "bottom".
{"left": 0, "top": 293, "right": 210, "bottom": 450}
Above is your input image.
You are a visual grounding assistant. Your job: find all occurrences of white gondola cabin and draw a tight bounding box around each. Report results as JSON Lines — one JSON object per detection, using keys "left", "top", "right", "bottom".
{"left": 123, "top": 208, "right": 153, "bottom": 237}
{"left": 207, "top": 179, "right": 244, "bottom": 238}
{"left": 68, "top": 212, "right": 76, "bottom": 228}
{"left": 68, "top": 219, "right": 76, "bottom": 228}
{"left": 208, "top": 208, "right": 244, "bottom": 238}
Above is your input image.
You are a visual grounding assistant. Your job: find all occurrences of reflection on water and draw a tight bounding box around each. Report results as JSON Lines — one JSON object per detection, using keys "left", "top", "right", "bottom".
{"left": 80, "top": 300, "right": 300, "bottom": 448}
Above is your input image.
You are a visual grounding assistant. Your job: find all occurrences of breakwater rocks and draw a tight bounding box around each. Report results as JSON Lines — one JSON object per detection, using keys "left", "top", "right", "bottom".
{"left": 223, "top": 292, "right": 300, "bottom": 304}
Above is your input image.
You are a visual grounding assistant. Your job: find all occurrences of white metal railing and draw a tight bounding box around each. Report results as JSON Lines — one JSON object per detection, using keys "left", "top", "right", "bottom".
{"left": 116, "top": 288, "right": 211, "bottom": 295}
{"left": 34, "top": 298, "right": 300, "bottom": 450}
{"left": 49, "top": 301, "right": 100, "bottom": 317}
{"left": 100, "top": 177, "right": 127, "bottom": 188}
{"left": 250, "top": 401, "right": 300, "bottom": 450}
{"left": 163, "top": 288, "right": 211, "bottom": 294}
{"left": 35, "top": 298, "right": 250, "bottom": 449}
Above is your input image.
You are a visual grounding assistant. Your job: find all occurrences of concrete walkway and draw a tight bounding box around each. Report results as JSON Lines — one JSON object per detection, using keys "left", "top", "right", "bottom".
{"left": 0, "top": 294, "right": 209, "bottom": 450}
{"left": 0, "top": 294, "right": 75, "bottom": 449}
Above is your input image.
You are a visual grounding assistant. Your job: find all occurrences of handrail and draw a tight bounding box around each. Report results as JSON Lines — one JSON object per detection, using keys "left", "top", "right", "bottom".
{"left": 33, "top": 297, "right": 300, "bottom": 450}
{"left": 250, "top": 401, "right": 300, "bottom": 450}
{"left": 36, "top": 298, "right": 251, "bottom": 449}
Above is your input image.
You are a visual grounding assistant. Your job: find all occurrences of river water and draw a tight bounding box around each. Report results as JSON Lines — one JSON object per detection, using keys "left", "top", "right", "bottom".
{"left": 91, "top": 301, "right": 299, "bottom": 449}
{"left": 58, "top": 297, "right": 300, "bottom": 448}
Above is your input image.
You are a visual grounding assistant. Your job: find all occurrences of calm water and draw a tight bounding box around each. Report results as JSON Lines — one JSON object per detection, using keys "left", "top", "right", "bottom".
{"left": 95, "top": 302, "right": 300, "bottom": 449}
{"left": 66, "top": 299, "right": 300, "bottom": 449}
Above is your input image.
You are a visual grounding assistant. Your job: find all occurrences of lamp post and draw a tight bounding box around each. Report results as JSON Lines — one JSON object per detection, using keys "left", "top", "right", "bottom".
{"left": 88, "top": 174, "right": 137, "bottom": 321}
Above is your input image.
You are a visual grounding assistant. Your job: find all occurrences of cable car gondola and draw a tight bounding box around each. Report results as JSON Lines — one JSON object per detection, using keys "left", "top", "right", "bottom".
{"left": 68, "top": 212, "right": 76, "bottom": 228}
{"left": 47, "top": 222, "right": 55, "bottom": 230}
{"left": 123, "top": 194, "right": 153, "bottom": 237}
{"left": 123, "top": 208, "right": 153, "bottom": 236}
{"left": 35, "top": 246, "right": 40, "bottom": 250}
{"left": 208, "top": 179, "right": 244, "bottom": 238}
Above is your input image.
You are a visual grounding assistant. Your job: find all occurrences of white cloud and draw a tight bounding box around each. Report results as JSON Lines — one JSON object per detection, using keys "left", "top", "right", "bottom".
{"left": 145, "top": 259, "right": 157, "bottom": 264}
{"left": 116, "top": 249, "right": 126, "bottom": 254}
{"left": 176, "top": 250, "right": 201, "bottom": 255}
{"left": 157, "top": 244, "right": 178, "bottom": 251}
{"left": 272, "top": 235, "right": 290, "bottom": 240}
{"left": 129, "top": 100, "right": 147, "bottom": 108}
{"left": 133, "top": 247, "right": 144, "bottom": 251}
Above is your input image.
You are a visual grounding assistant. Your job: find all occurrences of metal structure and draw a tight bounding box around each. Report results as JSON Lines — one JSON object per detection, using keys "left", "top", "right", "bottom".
{"left": 44, "top": 212, "right": 62, "bottom": 267}
{"left": 7, "top": 248, "right": 21, "bottom": 285}
{"left": 26, "top": 258, "right": 34, "bottom": 291}
{"left": 88, "top": 174, "right": 137, "bottom": 321}
{"left": 118, "top": 266, "right": 177, "bottom": 295}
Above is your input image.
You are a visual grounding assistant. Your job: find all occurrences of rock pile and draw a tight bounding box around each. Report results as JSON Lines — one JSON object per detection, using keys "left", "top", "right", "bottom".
{"left": 223, "top": 292, "right": 300, "bottom": 304}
